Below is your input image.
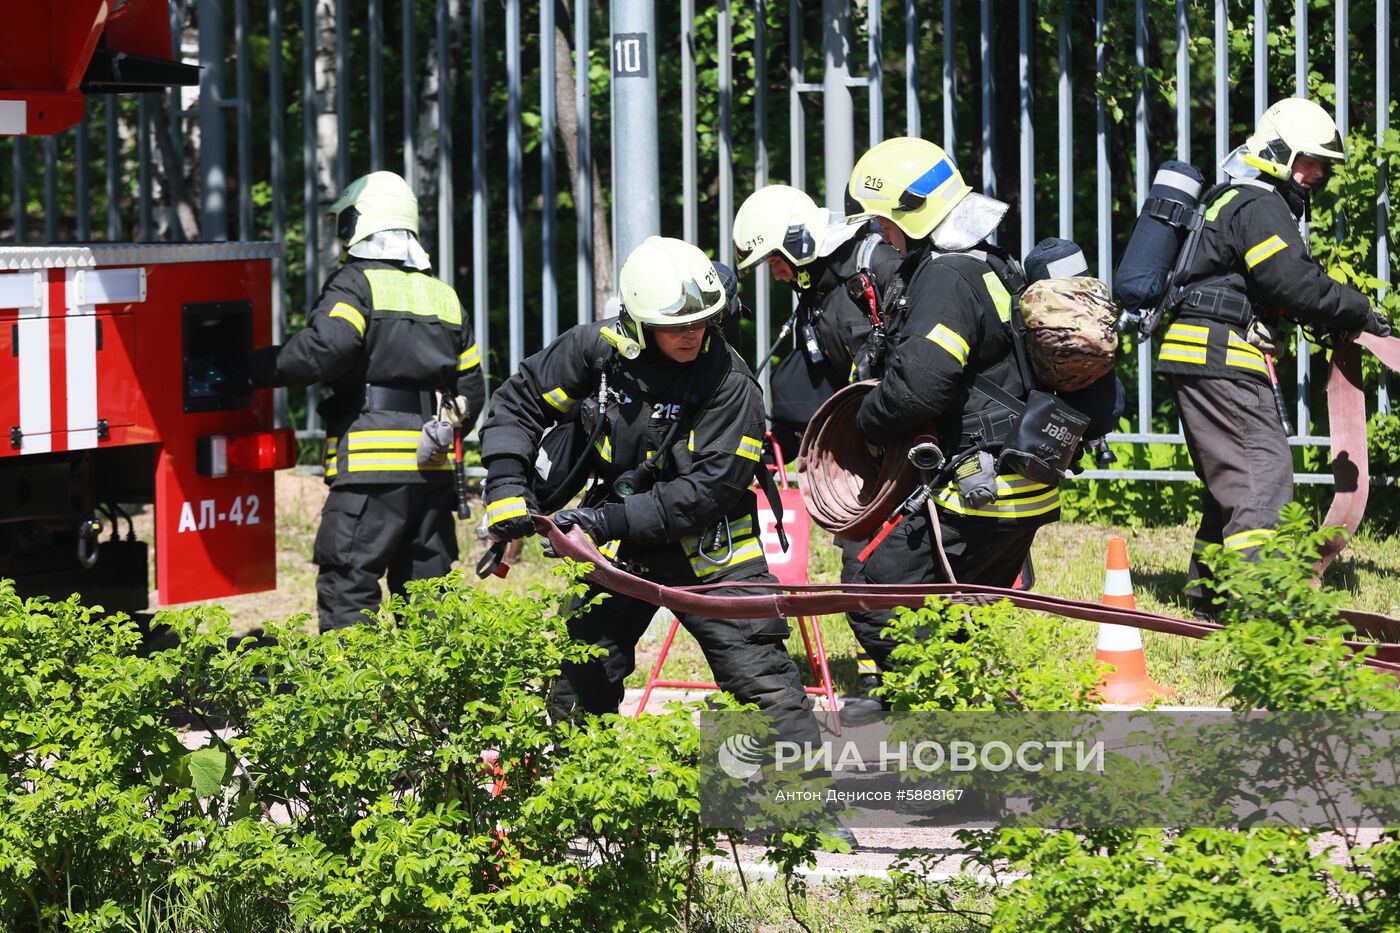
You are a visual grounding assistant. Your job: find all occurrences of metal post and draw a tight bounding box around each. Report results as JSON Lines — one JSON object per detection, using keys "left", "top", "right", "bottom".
{"left": 44, "top": 136, "right": 58, "bottom": 242}
{"left": 905, "top": 0, "right": 919, "bottom": 137}
{"left": 1294, "top": 0, "right": 1306, "bottom": 96}
{"left": 472, "top": 0, "right": 489, "bottom": 384}
{"left": 1214, "top": 0, "right": 1228, "bottom": 181}
{"left": 867, "top": 0, "right": 882, "bottom": 148}
{"left": 198, "top": 0, "right": 227, "bottom": 240}
{"left": 507, "top": 0, "right": 523, "bottom": 367}
{"left": 333, "top": 0, "right": 349, "bottom": 193}
{"left": 138, "top": 97, "right": 152, "bottom": 241}
{"left": 942, "top": 0, "right": 954, "bottom": 156}
{"left": 1379, "top": 0, "right": 1391, "bottom": 415}
{"left": 168, "top": 0, "right": 185, "bottom": 241}
{"left": 1177, "top": 0, "right": 1189, "bottom": 161}
{"left": 303, "top": 0, "right": 320, "bottom": 435}
{"left": 1018, "top": 0, "right": 1032, "bottom": 256}
{"left": 822, "top": 0, "right": 854, "bottom": 213}
{"left": 1095, "top": 0, "right": 1110, "bottom": 285}
{"left": 403, "top": 0, "right": 417, "bottom": 188}
{"left": 437, "top": 0, "right": 454, "bottom": 287}
{"left": 575, "top": 0, "right": 593, "bottom": 324}
{"left": 682, "top": 0, "right": 698, "bottom": 244}
{"left": 1335, "top": 0, "right": 1348, "bottom": 138}
{"left": 369, "top": 0, "right": 384, "bottom": 171}
{"left": 788, "top": 0, "right": 804, "bottom": 194}
{"left": 1254, "top": 0, "right": 1267, "bottom": 122}
{"left": 541, "top": 0, "right": 558, "bottom": 344}
{"left": 1134, "top": 0, "right": 1150, "bottom": 441}
{"left": 235, "top": 0, "right": 252, "bottom": 239}
{"left": 980, "top": 0, "right": 994, "bottom": 205}
{"left": 1295, "top": 0, "right": 1311, "bottom": 433}
{"left": 12, "top": 139, "right": 25, "bottom": 243}
{"left": 105, "top": 95, "right": 119, "bottom": 240}
{"left": 610, "top": 0, "right": 661, "bottom": 272}
{"left": 755, "top": 0, "right": 770, "bottom": 378}
{"left": 1057, "top": 8, "right": 1071, "bottom": 240}
{"left": 76, "top": 112, "right": 91, "bottom": 241}
{"left": 270, "top": 0, "right": 287, "bottom": 426}
{"left": 719, "top": 0, "right": 733, "bottom": 265}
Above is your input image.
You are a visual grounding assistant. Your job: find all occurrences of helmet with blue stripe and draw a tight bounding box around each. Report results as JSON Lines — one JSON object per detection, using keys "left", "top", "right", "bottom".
{"left": 845, "top": 138, "right": 971, "bottom": 241}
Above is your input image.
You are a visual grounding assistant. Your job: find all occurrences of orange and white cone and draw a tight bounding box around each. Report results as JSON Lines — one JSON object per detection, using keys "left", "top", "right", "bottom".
{"left": 1094, "top": 536, "right": 1173, "bottom": 705}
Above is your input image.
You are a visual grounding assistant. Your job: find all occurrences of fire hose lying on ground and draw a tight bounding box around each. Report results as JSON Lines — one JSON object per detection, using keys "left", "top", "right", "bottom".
{"left": 532, "top": 331, "right": 1400, "bottom": 678}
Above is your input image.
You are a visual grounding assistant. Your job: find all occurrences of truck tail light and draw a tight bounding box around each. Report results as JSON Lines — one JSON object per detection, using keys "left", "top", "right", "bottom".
{"left": 197, "top": 429, "right": 298, "bottom": 477}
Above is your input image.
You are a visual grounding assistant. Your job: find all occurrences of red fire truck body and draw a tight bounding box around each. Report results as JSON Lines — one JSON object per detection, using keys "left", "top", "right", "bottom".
{"left": 0, "top": 245, "right": 294, "bottom": 611}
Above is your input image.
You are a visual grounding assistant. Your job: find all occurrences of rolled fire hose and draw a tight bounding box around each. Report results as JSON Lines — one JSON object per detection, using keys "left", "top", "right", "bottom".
{"left": 535, "top": 515, "right": 1400, "bottom": 677}
{"left": 796, "top": 380, "right": 932, "bottom": 540}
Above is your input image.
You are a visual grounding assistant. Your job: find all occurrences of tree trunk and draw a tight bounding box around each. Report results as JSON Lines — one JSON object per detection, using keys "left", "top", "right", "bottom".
{"left": 313, "top": 0, "right": 340, "bottom": 273}
{"left": 553, "top": 0, "right": 613, "bottom": 317}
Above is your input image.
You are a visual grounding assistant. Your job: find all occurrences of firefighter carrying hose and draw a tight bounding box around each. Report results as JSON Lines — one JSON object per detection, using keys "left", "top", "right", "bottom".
{"left": 1153, "top": 98, "right": 1391, "bottom": 616}
{"left": 841, "top": 137, "right": 1062, "bottom": 681}
{"left": 250, "top": 171, "right": 486, "bottom": 632}
{"left": 732, "top": 183, "right": 904, "bottom": 703}
{"left": 478, "top": 236, "right": 822, "bottom": 751}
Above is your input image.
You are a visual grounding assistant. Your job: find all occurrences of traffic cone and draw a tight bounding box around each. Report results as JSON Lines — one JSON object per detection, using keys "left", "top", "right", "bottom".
{"left": 1094, "top": 537, "right": 1173, "bottom": 704}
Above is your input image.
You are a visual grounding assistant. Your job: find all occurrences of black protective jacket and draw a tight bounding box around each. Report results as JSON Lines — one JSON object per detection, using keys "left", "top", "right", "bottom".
{"left": 1156, "top": 179, "right": 1372, "bottom": 384}
{"left": 856, "top": 246, "right": 1060, "bottom": 524}
{"left": 250, "top": 258, "right": 486, "bottom": 485}
{"left": 480, "top": 320, "right": 771, "bottom": 581}
{"left": 797, "top": 233, "right": 904, "bottom": 384}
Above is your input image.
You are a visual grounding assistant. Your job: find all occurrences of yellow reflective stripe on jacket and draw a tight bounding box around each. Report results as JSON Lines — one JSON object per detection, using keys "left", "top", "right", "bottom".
{"left": 1244, "top": 234, "right": 1288, "bottom": 268}
{"left": 1161, "top": 322, "right": 1210, "bottom": 364}
{"left": 680, "top": 517, "right": 755, "bottom": 556}
{"left": 1224, "top": 528, "right": 1275, "bottom": 551}
{"left": 347, "top": 454, "right": 452, "bottom": 471}
{"left": 1159, "top": 345, "right": 1208, "bottom": 365}
{"left": 485, "top": 496, "right": 528, "bottom": 525}
{"left": 543, "top": 387, "right": 577, "bottom": 413}
{"left": 926, "top": 322, "right": 970, "bottom": 366}
{"left": 682, "top": 516, "right": 763, "bottom": 578}
{"left": 934, "top": 480, "right": 1060, "bottom": 519}
{"left": 595, "top": 435, "right": 613, "bottom": 463}
{"left": 688, "top": 430, "right": 696, "bottom": 453}
{"left": 328, "top": 302, "right": 366, "bottom": 336}
{"left": 361, "top": 268, "right": 463, "bottom": 324}
{"left": 458, "top": 343, "right": 481, "bottom": 371}
{"left": 348, "top": 430, "right": 421, "bottom": 450}
{"left": 1165, "top": 322, "right": 1209, "bottom": 344}
{"left": 689, "top": 537, "right": 765, "bottom": 578}
{"left": 1225, "top": 332, "right": 1269, "bottom": 374}
{"left": 1202, "top": 188, "right": 1240, "bottom": 222}
{"left": 982, "top": 271, "right": 1012, "bottom": 323}
{"left": 598, "top": 539, "right": 621, "bottom": 561}
{"left": 735, "top": 435, "right": 763, "bottom": 461}
{"left": 324, "top": 437, "right": 340, "bottom": 477}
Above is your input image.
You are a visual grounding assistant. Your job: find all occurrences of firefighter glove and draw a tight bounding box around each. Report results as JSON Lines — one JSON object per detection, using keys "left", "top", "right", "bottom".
{"left": 1363, "top": 310, "right": 1393, "bottom": 338}
{"left": 483, "top": 456, "right": 538, "bottom": 542}
{"left": 553, "top": 505, "right": 627, "bottom": 542}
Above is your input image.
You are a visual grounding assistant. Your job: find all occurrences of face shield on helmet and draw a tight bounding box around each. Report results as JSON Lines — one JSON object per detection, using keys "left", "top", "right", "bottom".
{"left": 616, "top": 237, "right": 728, "bottom": 351}
{"left": 1241, "top": 97, "right": 1346, "bottom": 182}
{"left": 328, "top": 171, "right": 421, "bottom": 247}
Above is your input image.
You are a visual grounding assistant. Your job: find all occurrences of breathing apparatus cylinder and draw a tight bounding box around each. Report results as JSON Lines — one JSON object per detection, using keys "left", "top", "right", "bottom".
{"left": 1111, "top": 160, "right": 1206, "bottom": 333}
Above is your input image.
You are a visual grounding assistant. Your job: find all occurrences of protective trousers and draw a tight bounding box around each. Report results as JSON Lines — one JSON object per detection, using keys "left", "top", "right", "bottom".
{"left": 837, "top": 537, "right": 880, "bottom": 680}
{"left": 1171, "top": 374, "right": 1292, "bottom": 612}
{"left": 551, "top": 564, "right": 822, "bottom": 748}
{"left": 313, "top": 483, "right": 459, "bottom": 631}
{"left": 846, "top": 507, "right": 1040, "bottom": 671}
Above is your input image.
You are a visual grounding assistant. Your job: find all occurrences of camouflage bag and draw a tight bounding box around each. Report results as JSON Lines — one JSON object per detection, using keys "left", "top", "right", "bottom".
{"left": 1019, "top": 276, "right": 1120, "bottom": 392}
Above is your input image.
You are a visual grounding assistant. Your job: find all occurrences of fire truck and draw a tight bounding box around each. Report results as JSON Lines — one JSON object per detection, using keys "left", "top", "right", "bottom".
{"left": 0, "top": 1, "right": 295, "bottom": 612}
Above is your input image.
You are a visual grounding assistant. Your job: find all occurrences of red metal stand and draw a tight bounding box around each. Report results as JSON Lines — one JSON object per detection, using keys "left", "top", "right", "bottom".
{"left": 634, "top": 435, "right": 842, "bottom": 733}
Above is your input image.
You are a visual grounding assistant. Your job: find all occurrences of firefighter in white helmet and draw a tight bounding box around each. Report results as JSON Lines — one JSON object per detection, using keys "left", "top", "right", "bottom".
{"left": 478, "top": 236, "right": 821, "bottom": 750}
{"left": 250, "top": 170, "right": 485, "bottom": 632}
{"left": 733, "top": 183, "right": 904, "bottom": 700}
{"left": 1156, "top": 98, "right": 1390, "bottom": 615}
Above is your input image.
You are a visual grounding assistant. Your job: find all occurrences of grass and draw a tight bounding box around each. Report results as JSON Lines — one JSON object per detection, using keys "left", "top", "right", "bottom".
{"left": 193, "top": 471, "right": 1400, "bottom": 708}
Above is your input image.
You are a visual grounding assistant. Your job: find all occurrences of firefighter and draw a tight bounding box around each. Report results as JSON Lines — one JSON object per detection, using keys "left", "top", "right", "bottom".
{"left": 1154, "top": 98, "right": 1390, "bottom": 614}
{"left": 478, "top": 236, "right": 820, "bottom": 749}
{"left": 732, "top": 183, "right": 904, "bottom": 698}
{"left": 250, "top": 170, "right": 486, "bottom": 632}
{"left": 841, "top": 136, "right": 1061, "bottom": 675}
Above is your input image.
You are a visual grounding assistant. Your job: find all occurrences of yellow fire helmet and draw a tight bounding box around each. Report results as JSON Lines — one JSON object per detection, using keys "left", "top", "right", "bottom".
{"left": 328, "top": 171, "right": 420, "bottom": 247}
{"left": 845, "top": 137, "right": 974, "bottom": 241}
{"left": 1241, "top": 97, "right": 1346, "bottom": 180}
{"left": 616, "top": 236, "right": 727, "bottom": 350}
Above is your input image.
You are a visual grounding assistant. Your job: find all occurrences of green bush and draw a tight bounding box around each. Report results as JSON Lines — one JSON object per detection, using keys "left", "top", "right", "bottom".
{"left": 0, "top": 569, "right": 719, "bottom": 932}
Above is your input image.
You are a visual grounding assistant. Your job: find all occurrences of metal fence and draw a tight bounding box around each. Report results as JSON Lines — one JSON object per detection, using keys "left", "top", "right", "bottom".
{"left": 1, "top": 0, "right": 1393, "bottom": 484}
